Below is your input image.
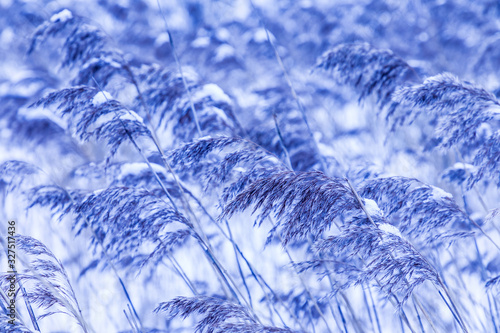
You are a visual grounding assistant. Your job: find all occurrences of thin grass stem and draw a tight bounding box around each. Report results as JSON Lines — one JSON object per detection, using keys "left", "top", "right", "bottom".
{"left": 268, "top": 218, "right": 334, "bottom": 333}
{"left": 156, "top": 0, "right": 202, "bottom": 136}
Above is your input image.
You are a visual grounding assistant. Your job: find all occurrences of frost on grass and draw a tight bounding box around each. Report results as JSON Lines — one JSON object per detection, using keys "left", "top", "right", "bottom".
{"left": 71, "top": 187, "right": 192, "bottom": 269}
{"left": 28, "top": 184, "right": 83, "bottom": 214}
{"left": 134, "top": 65, "right": 242, "bottom": 144}
{"left": 247, "top": 87, "right": 328, "bottom": 172}
{"left": 50, "top": 9, "right": 73, "bottom": 23}
{"left": 0, "top": 161, "right": 42, "bottom": 193}
{"left": 361, "top": 176, "right": 472, "bottom": 247}
{"left": 155, "top": 296, "right": 299, "bottom": 333}
{"left": 0, "top": 235, "right": 87, "bottom": 328}
{"left": 168, "top": 136, "right": 288, "bottom": 196}
{"left": 471, "top": 130, "right": 500, "bottom": 187}
{"left": 392, "top": 73, "right": 500, "bottom": 149}
{"left": 221, "top": 171, "right": 360, "bottom": 245}
{"left": 392, "top": 73, "right": 500, "bottom": 187}
{"left": 31, "top": 13, "right": 107, "bottom": 69}
{"left": 32, "top": 87, "right": 153, "bottom": 157}
{"left": 315, "top": 43, "right": 419, "bottom": 108}
{"left": 4, "top": 1, "right": 500, "bottom": 332}
{"left": 314, "top": 222, "right": 440, "bottom": 304}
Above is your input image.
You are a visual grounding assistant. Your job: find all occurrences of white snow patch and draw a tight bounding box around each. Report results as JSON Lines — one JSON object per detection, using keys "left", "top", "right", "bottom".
{"left": 119, "top": 110, "right": 144, "bottom": 123}
{"left": 2, "top": 68, "right": 36, "bottom": 84}
{"left": 214, "top": 44, "right": 235, "bottom": 62}
{"left": 85, "top": 57, "right": 121, "bottom": 69}
{"left": 92, "top": 91, "right": 113, "bottom": 106}
{"left": 194, "top": 84, "right": 232, "bottom": 105}
{"left": 430, "top": 185, "right": 453, "bottom": 200}
{"left": 93, "top": 188, "right": 106, "bottom": 195}
{"left": 233, "top": 0, "right": 251, "bottom": 20}
{"left": 177, "top": 66, "right": 199, "bottom": 82}
{"left": 234, "top": 89, "right": 259, "bottom": 108}
{"left": 363, "top": 198, "right": 383, "bottom": 217}
{"left": 317, "top": 140, "right": 337, "bottom": 158}
{"left": 18, "top": 106, "right": 66, "bottom": 129}
{"left": 253, "top": 28, "right": 273, "bottom": 43}
{"left": 103, "top": 57, "right": 122, "bottom": 69}
{"left": 216, "top": 28, "right": 230, "bottom": 41}
{"left": 491, "top": 104, "right": 500, "bottom": 114}
{"left": 155, "top": 32, "right": 171, "bottom": 46}
{"left": 233, "top": 166, "right": 246, "bottom": 173}
{"left": 379, "top": 223, "right": 403, "bottom": 238}
{"left": 165, "top": 7, "right": 188, "bottom": 30}
{"left": 407, "top": 59, "right": 429, "bottom": 70}
{"left": 50, "top": 9, "right": 73, "bottom": 23}
{"left": 210, "top": 107, "right": 230, "bottom": 123}
{"left": 470, "top": 123, "right": 493, "bottom": 138}
{"left": 191, "top": 36, "right": 210, "bottom": 48}
{"left": 0, "top": 27, "right": 13, "bottom": 44}
{"left": 120, "top": 162, "right": 163, "bottom": 176}
{"left": 451, "top": 162, "right": 475, "bottom": 171}
{"left": 339, "top": 102, "right": 366, "bottom": 130}
{"left": 93, "top": 109, "right": 145, "bottom": 129}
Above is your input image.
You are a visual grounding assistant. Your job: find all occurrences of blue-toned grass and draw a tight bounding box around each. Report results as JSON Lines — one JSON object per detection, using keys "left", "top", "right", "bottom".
{"left": 1, "top": 1, "right": 500, "bottom": 332}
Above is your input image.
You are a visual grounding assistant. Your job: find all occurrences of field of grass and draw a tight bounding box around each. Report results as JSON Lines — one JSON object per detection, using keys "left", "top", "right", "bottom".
{"left": 1, "top": 0, "right": 500, "bottom": 332}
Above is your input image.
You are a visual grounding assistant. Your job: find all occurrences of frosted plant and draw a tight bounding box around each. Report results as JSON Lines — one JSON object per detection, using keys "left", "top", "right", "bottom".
{"left": 360, "top": 176, "right": 472, "bottom": 247}
{"left": 315, "top": 43, "right": 419, "bottom": 109}
{"left": 155, "top": 296, "right": 299, "bottom": 333}
{"left": 393, "top": 73, "right": 500, "bottom": 149}
{"left": 2, "top": 1, "right": 500, "bottom": 332}
{"left": 31, "top": 87, "right": 153, "bottom": 159}
{"left": 0, "top": 236, "right": 89, "bottom": 331}
{"left": 221, "top": 171, "right": 358, "bottom": 245}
